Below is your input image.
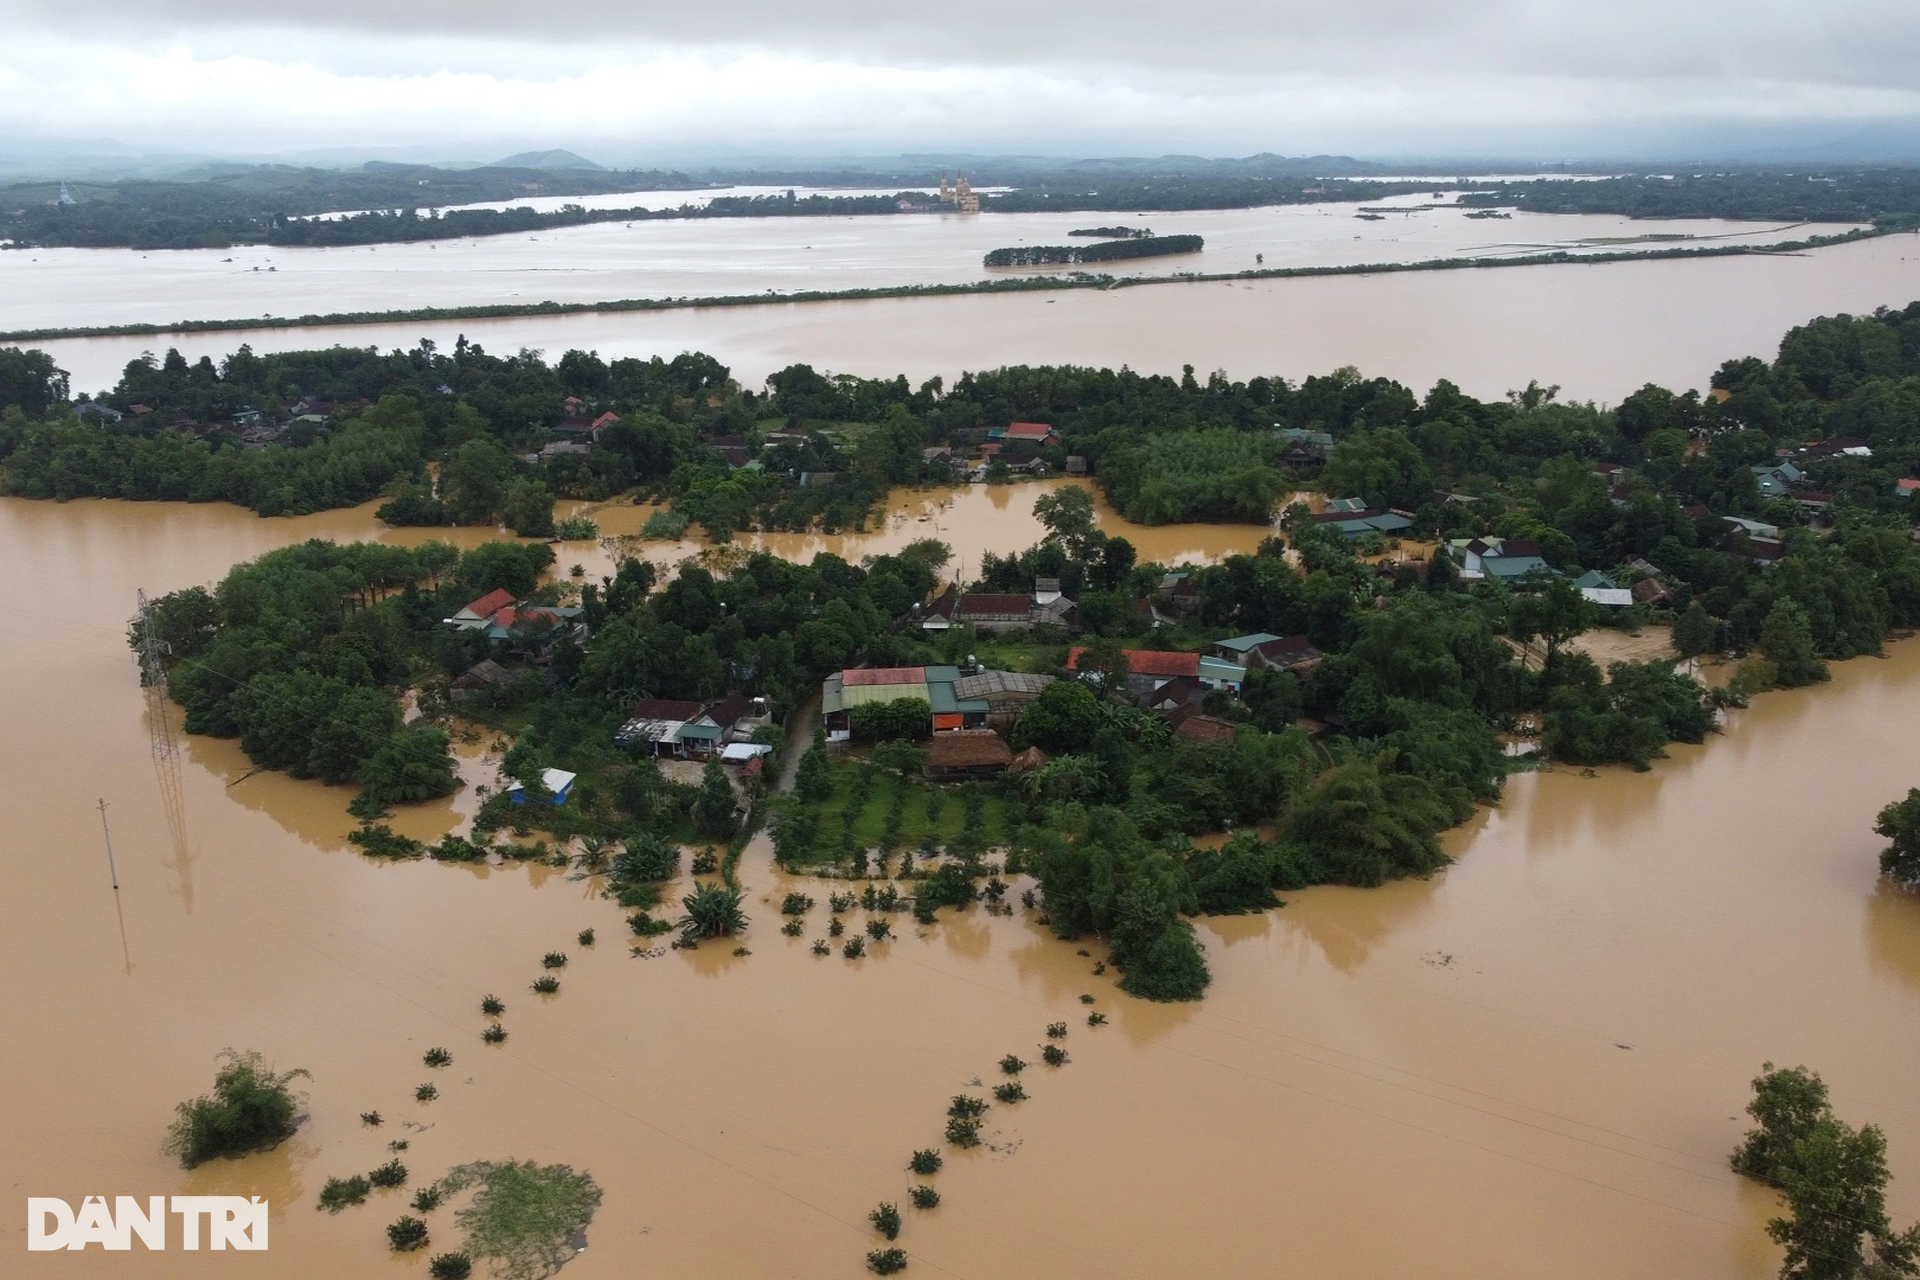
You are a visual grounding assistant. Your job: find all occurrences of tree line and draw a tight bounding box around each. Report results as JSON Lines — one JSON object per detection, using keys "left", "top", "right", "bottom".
{"left": 983, "top": 235, "right": 1204, "bottom": 267}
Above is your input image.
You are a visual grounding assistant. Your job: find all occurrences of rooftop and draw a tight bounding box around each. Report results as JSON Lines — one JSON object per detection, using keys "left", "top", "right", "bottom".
{"left": 927, "top": 730, "right": 1013, "bottom": 769}
{"left": 1068, "top": 647, "right": 1200, "bottom": 679}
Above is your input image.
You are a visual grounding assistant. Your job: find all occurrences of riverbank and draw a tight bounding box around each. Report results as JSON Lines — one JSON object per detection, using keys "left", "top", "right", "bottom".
{"left": 0, "top": 225, "right": 1882, "bottom": 344}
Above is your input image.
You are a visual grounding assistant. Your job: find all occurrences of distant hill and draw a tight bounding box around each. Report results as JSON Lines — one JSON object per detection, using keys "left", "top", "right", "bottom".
{"left": 494, "top": 150, "right": 606, "bottom": 172}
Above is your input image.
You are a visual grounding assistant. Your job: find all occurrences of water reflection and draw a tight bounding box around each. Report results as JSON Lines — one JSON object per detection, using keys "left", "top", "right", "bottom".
{"left": 1272, "top": 879, "right": 1443, "bottom": 974}
{"left": 1865, "top": 882, "right": 1920, "bottom": 995}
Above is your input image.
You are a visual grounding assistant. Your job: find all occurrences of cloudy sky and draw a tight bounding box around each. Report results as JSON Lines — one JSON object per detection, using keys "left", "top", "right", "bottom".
{"left": 4, "top": 0, "right": 1919, "bottom": 161}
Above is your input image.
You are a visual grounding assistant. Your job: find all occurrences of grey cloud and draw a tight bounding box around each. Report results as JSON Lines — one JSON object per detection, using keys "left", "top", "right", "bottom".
{"left": 10, "top": 0, "right": 1920, "bottom": 90}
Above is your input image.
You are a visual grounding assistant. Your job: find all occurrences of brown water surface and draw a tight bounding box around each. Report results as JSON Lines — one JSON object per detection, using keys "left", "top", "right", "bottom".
{"left": 34, "top": 232, "right": 1920, "bottom": 401}
{"left": 5, "top": 494, "right": 1920, "bottom": 1278}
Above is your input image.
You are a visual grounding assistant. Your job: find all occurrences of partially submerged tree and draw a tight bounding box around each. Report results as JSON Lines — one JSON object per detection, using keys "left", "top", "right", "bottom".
{"left": 1732, "top": 1063, "right": 1920, "bottom": 1279}
{"left": 438, "top": 1160, "right": 602, "bottom": 1280}
{"left": 1874, "top": 789, "right": 1920, "bottom": 889}
{"left": 163, "top": 1049, "right": 309, "bottom": 1168}
{"left": 677, "top": 883, "right": 748, "bottom": 942}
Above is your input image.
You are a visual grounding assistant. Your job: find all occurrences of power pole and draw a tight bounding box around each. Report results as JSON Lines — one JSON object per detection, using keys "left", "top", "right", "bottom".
{"left": 97, "top": 798, "right": 120, "bottom": 891}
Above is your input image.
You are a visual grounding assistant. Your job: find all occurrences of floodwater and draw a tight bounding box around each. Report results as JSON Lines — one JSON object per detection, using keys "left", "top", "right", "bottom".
{"left": 5, "top": 490, "right": 1920, "bottom": 1279}
{"left": 31, "top": 231, "right": 1920, "bottom": 403}
{"left": 561, "top": 478, "right": 1278, "bottom": 582}
{"left": 0, "top": 190, "right": 1847, "bottom": 335}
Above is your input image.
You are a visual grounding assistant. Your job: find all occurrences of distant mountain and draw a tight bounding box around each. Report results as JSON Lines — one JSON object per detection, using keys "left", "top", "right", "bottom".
{"left": 494, "top": 150, "right": 606, "bottom": 172}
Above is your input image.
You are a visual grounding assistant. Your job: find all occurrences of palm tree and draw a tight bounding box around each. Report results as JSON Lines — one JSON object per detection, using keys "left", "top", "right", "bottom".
{"left": 676, "top": 884, "right": 748, "bottom": 942}
{"left": 573, "top": 834, "right": 613, "bottom": 874}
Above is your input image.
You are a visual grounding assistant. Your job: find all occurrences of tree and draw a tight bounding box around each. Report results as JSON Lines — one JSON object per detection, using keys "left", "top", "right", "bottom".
{"left": 1673, "top": 602, "right": 1718, "bottom": 658}
{"left": 848, "top": 697, "right": 930, "bottom": 742}
{"left": 438, "top": 438, "right": 514, "bottom": 525}
{"left": 1733, "top": 1064, "right": 1833, "bottom": 1183}
{"left": 1760, "top": 599, "right": 1830, "bottom": 688}
{"left": 1284, "top": 754, "right": 1453, "bottom": 887}
{"left": 1033, "top": 485, "right": 1098, "bottom": 558}
{"left": 163, "top": 1049, "right": 310, "bottom": 1168}
{"left": 1770, "top": 1121, "right": 1920, "bottom": 1280}
{"left": 1874, "top": 789, "right": 1920, "bottom": 889}
{"left": 1732, "top": 1063, "right": 1920, "bottom": 1280}
{"left": 455, "top": 541, "right": 555, "bottom": 599}
{"left": 357, "top": 724, "right": 460, "bottom": 807}
{"left": 869, "top": 739, "right": 928, "bottom": 780}
{"left": 1508, "top": 576, "right": 1595, "bottom": 670}
{"left": 500, "top": 478, "right": 556, "bottom": 538}
{"left": 1118, "top": 919, "right": 1212, "bottom": 1001}
{"left": 795, "top": 733, "right": 835, "bottom": 803}
{"left": 1011, "top": 680, "right": 1104, "bottom": 753}
{"left": 695, "top": 757, "right": 738, "bottom": 836}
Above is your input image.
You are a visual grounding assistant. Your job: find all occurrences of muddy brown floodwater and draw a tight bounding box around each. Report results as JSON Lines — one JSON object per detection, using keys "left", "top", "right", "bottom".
{"left": 5, "top": 491, "right": 1920, "bottom": 1278}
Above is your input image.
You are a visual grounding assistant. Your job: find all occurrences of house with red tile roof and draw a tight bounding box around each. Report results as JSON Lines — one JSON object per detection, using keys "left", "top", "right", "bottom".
{"left": 447, "top": 588, "right": 516, "bottom": 629}
{"left": 1003, "top": 421, "right": 1057, "bottom": 447}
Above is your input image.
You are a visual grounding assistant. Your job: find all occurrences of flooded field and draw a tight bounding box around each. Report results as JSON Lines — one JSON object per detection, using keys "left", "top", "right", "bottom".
{"left": 32, "top": 231, "right": 1920, "bottom": 403}
{"left": 0, "top": 191, "right": 1852, "bottom": 335}
{"left": 4, "top": 487, "right": 1919, "bottom": 1278}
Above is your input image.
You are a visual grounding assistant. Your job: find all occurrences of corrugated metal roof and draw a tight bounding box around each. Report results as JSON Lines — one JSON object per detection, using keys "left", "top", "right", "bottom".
{"left": 953, "top": 671, "right": 1054, "bottom": 700}
{"left": 840, "top": 682, "right": 931, "bottom": 708}
{"left": 842, "top": 666, "right": 926, "bottom": 686}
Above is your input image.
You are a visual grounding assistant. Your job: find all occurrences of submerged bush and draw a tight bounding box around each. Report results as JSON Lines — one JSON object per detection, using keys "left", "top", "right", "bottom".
{"left": 428, "top": 1254, "right": 473, "bottom": 1280}
{"left": 993, "top": 1082, "right": 1027, "bottom": 1104}
{"left": 577, "top": 928, "right": 595, "bottom": 947}
{"left": 866, "top": 917, "right": 893, "bottom": 941}
{"left": 829, "top": 891, "right": 857, "bottom": 912}
{"left": 908, "top": 1149, "right": 943, "bottom": 1175}
{"left": 412, "top": 1185, "right": 443, "bottom": 1213}
{"left": 349, "top": 822, "right": 427, "bottom": 860}
{"left": 870, "top": 1201, "right": 902, "bottom": 1240}
{"left": 387, "top": 1215, "right": 429, "bottom": 1252}
{"left": 1045, "top": 1022, "right": 1067, "bottom": 1039}
{"left": 532, "top": 976, "right": 559, "bottom": 994}
{"left": 843, "top": 936, "right": 867, "bottom": 959}
{"left": 317, "top": 1175, "right": 370, "bottom": 1213}
{"left": 868, "top": 1247, "right": 908, "bottom": 1275}
{"left": 677, "top": 883, "right": 749, "bottom": 941}
{"left": 829, "top": 916, "right": 846, "bottom": 937}
{"left": 482, "top": 1023, "right": 508, "bottom": 1044}
{"left": 781, "top": 892, "right": 815, "bottom": 915}
{"left": 782, "top": 918, "right": 804, "bottom": 936}
{"left": 999, "top": 1055, "right": 1026, "bottom": 1075}
{"left": 163, "top": 1049, "right": 310, "bottom": 1168}
{"left": 369, "top": 1159, "right": 409, "bottom": 1188}
{"left": 362, "top": 1110, "right": 384, "bottom": 1127}
{"left": 425, "top": 1047, "right": 452, "bottom": 1068}
{"left": 481, "top": 994, "right": 506, "bottom": 1017}
{"left": 945, "top": 1116, "right": 980, "bottom": 1147}
{"left": 542, "top": 951, "right": 568, "bottom": 969}
{"left": 628, "top": 910, "right": 673, "bottom": 937}
{"left": 615, "top": 881, "right": 664, "bottom": 910}
{"left": 415, "top": 1083, "right": 439, "bottom": 1102}
{"left": 612, "top": 833, "right": 681, "bottom": 884}
{"left": 1042, "top": 1045, "right": 1067, "bottom": 1066}
{"left": 947, "top": 1095, "right": 988, "bottom": 1119}
{"left": 811, "top": 938, "right": 831, "bottom": 955}
{"left": 1088, "top": 1012, "right": 1108, "bottom": 1026}
{"left": 909, "top": 1184, "right": 940, "bottom": 1209}
{"left": 438, "top": 1159, "right": 602, "bottom": 1280}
